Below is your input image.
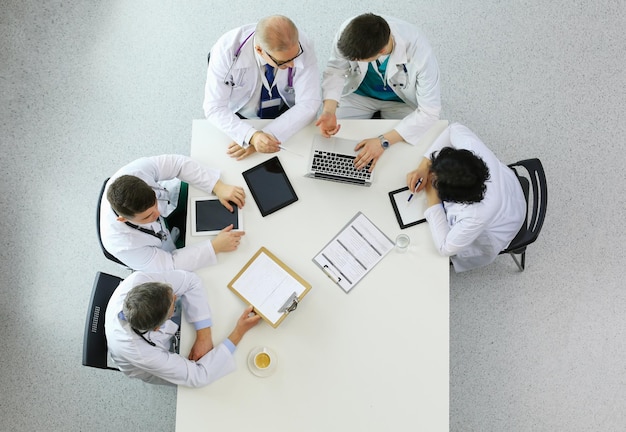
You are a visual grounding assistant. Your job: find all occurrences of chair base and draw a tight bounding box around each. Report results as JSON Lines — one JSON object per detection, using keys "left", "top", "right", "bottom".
{"left": 509, "top": 251, "right": 526, "bottom": 272}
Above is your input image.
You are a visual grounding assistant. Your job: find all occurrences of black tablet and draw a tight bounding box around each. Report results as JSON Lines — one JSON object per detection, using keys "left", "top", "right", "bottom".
{"left": 242, "top": 156, "right": 298, "bottom": 217}
{"left": 389, "top": 186, "right": 427, "bottom": 229}
{"left": 190, "top": 196, "right": 243, "bottom": 236}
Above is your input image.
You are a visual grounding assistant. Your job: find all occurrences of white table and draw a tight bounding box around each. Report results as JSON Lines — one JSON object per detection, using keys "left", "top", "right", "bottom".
{"left": 176, "top": 119, "right": 450, "bottom": 431}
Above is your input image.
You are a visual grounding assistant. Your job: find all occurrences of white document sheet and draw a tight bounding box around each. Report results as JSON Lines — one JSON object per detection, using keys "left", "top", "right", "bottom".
{"left": 313, "top": 212, "right": 394, "bottom": 293}
{"left": 232, "top": 252, "right": 306, "bottom": 325}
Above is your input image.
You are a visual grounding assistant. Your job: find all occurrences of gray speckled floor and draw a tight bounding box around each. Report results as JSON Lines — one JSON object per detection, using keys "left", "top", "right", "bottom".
{"left": 1, "top": 1, "right": 625, "bottom": 431}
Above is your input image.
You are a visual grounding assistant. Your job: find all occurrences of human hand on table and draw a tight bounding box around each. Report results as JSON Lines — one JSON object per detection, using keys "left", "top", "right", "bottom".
{"left": 212, "top": 180, "right": 245, "bottom": 211}
{"left": 227, "top": 306, "right": 262, "bottom": 346}
{"left": 227, "top": 141, "right": 256, "bottom": 160}
{"left": 188, "top": 327, "right": 213, "bottom": 361}
{"left": 406, "top": 157, "right": 432, "bottom": 194}
{"left": 353, "top": 138, "right": 384, "bottom": 171}
{"left": 211, "top": 225, "right": 245, "bottom": 253}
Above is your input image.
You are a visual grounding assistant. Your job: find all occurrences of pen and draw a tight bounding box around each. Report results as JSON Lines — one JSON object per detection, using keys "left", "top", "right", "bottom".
{"left": 278, "top": 145, "right": 303, "bottom": 157}
{"left": 407, "top": 178, "right": 423, "bottom": 202}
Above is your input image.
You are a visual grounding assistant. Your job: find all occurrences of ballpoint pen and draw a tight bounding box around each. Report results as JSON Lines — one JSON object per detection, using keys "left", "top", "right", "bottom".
{"left": 278, "top": 145, "right": 303, "bottom": 157}
{"left": 407, "top": 178, "right": 423, "bottom": 202}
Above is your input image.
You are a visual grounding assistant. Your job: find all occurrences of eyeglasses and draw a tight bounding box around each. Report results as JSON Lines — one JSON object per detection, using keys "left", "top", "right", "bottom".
{"left": 264, "top": 42, "right": 303, "bottom": 67}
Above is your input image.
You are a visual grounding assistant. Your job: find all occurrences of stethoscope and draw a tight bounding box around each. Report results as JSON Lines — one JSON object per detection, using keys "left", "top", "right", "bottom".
{"left": 344, "top": 62, "right": 409, "bottom": 90}
{"left": 223, "top": 31, "right": 295, "bottom": 93}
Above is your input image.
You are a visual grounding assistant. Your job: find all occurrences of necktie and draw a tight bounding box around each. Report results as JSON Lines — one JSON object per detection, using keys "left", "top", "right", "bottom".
{"left": 258, "top": 65, "right": 281, "bottom": 119}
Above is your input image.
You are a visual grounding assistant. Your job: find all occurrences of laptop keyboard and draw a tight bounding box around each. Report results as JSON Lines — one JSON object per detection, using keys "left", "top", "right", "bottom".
{"left": 312, "top": 150, "right": 373, "bottom": 181}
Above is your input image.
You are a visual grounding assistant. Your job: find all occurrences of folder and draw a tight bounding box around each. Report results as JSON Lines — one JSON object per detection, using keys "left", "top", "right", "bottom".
{"left": 227, "top": 247, "right": 312, "bottom": 328}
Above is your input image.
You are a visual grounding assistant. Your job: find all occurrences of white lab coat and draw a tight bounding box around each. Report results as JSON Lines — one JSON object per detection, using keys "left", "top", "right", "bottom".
{"left": 322, "top": 15, "right": 441, "bottom": 145}
{"left": 105, "top": 271, "right": 236, "bottom": 387}
{"left": 100, "top": 154, "right": 220, "bottom": 272}
{"left": 423, "top": 124, "right": 526, "bottom": 272}
{"left": 203, "top": 23, "right": 321, "bottom": 145}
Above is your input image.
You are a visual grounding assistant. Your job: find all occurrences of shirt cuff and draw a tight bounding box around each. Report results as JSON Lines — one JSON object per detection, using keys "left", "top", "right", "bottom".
{"left": 193, "top": 319, "right": 213, "bottom": 331}
{"left": 224, "top": 338, "right": 236, "bottom": 353}
{"left": 243, "top": 128, "right": 258, "bottom": 148}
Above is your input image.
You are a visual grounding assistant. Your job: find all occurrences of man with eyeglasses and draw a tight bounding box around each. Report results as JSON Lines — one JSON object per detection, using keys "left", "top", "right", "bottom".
{"left": 317, "top": 14, "right": 442, "bottom": 172}
{"left": 203, "top": 15, "right": 321, "bottom": 160}
{"left": 100, "top": 154, "right": 246, "bottom": 272}
{"left": 105, "top": 270, "right": 261, "bottom": 387}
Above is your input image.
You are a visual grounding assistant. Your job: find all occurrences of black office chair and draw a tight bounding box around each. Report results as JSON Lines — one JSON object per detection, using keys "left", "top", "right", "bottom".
{"left": 82, "top": 272, "right": 123, "bottom": 370}
{"left": 97, "top": 178, "right": 128, "bottom": 267}
{"left": 500, "top": 158, "right": 548, "bottom": 271}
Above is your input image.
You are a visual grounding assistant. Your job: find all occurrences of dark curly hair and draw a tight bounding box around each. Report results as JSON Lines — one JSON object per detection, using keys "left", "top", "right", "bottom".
{"left": 429, "top": 147, "right": 490, "bottom": 204}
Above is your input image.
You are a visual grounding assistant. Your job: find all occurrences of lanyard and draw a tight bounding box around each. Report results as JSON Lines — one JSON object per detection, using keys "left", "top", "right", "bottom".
{"left": 123, "top": 218, "right": 167, "bottom": 241}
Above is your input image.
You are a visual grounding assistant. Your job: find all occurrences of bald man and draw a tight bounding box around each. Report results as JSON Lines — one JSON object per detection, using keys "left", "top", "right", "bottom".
{"left": 204, "top": 15, "right": 321, "bottom": 160}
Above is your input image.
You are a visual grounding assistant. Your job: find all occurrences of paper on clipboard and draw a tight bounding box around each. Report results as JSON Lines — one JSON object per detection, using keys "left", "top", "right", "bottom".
{"left": 312, "top": 212, "right": 394, "bottom": 293}
{"left": 389, "top": 187, "right": 427, "bottom": 229}
{"left": 228, "top": 248, "right": 311, "bottom": 328}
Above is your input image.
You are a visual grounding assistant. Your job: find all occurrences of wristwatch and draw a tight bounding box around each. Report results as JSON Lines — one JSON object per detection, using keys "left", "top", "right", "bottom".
{"left": 378, "top": 135, "right": 390, "bottom": 150}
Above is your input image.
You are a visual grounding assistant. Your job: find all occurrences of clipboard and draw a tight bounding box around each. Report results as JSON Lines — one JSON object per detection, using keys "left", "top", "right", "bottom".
{"left": 312, "top": 212, "right": 394, "bottom": 293}
{"left": 389, "top": 187, "right": 427, "bottom": 229}
{"left": 227, "top": 247, "right": 312, "bottom": 328}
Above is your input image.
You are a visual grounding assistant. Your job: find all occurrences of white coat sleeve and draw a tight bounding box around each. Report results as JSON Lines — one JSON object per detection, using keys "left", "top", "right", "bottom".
{"left": 169, "top": 271, "right": 212, "bottom": 325}
{"left": 203, "top": 42, "right": 257, "bottom": 145}
{"left": 138, "top": 342, "right": 236, "bottom": 388}
{"left": 114, "top": 238, "right": 218, "bottom": 273}
{"left": 425, "top": 204, "right": 486, "bottom": 257}
{"left": 150, "top": 154, "right": 220, "bottom": 194}
{"left": 394, "top": 49, "right": 441, "bottom": 145}
{"left": 321, "top": 27, "right": 350, "bottom": 103}
{"left": 263, "top": 41, "right": 321, "bottom": 142}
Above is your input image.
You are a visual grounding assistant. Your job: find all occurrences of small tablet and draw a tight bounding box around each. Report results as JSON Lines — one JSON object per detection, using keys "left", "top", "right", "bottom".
{"left": 242, "top": 156, "right": 298, "bottom": 217}
{"left": 389, "top": 186, "right": 427, "bottom": 229}
{"left": 190, "top": 196, "right": 243, "bottom": 236}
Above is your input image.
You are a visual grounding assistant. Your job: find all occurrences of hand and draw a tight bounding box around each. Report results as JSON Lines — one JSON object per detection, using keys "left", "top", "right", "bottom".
{"left": 227, "top": 141, "right": 256, "bottom": 161}
{"left": 250, "top": 132, "right": 280, "bottom": 153}
{"left": 211, "top": 224, "right": 245, "bottom": 253}
{"left": 228, "top": 306, "right": 262, "bottom": 346}
{"left": 188, "top": 327, "right": 213, "bottom": 361}
{"left": 424, "top": 174, "right": 441, "bottom": 207}
{"left": 354, "top": 138, "right": 384, "bottom": 171}
{"left": 315, "top": 111, "right": 341, "bottom": 137}
{"left": 212, "top": 180, "right": 245, "bottom": 212}
{"left": 406, "top": 157, "right": 432, "bottom": 193}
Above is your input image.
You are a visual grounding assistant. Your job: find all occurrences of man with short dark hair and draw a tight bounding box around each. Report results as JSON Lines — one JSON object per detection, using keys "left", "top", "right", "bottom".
{"left": 105, "top": 270, "right": 261, "bottom": 387}
{"left": 406, "top": 123, "right": 526, "bottom": 272}
{"left": 100, "top": 154, "right": 246, "bottom": 272}
{"left": 317, "top": 13, "right": 442, "bottom": 171}
{"left": 204, "top": 15, "right": 321, "bottom": 160}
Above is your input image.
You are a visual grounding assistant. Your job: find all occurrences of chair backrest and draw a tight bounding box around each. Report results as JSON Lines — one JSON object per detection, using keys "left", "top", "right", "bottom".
{"left": 503, "top": 158, "right": 548, "bottom": 252}
{"left": 97, "top": 178, "right": 128, "bottom": 267}
{"left": 82, "top": 272, "right": 124, "bottom": 370}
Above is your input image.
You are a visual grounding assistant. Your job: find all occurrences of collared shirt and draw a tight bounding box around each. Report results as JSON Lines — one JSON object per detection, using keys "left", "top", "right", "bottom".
{"left": 203, "top": 23, "right": 321, "bottom": 146}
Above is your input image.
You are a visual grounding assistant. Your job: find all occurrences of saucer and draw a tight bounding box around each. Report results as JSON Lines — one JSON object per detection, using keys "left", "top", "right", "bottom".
{"left": 247, "top": 346, "right": 277, "bottom": 378}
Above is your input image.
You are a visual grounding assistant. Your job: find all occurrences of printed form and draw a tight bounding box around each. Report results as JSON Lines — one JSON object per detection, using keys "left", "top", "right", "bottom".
{"left": 313, "top": 212, "right": 394, "bottom": 293}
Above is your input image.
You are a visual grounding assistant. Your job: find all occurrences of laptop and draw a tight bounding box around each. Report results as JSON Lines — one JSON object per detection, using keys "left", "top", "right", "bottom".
{"left": 305, "top": 135, "right": 374, "bottom": 186}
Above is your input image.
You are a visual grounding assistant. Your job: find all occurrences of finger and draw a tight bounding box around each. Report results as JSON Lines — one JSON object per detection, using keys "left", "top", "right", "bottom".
{"left": 314, "top": 118, "right": 323, "bottom": 127}
{"left": 354, "top": 140, "right": 366, "bottom": 151}
{"left": 221, "top": 224, "right": 234, "bottom": 233}
{"left": 222, "top": 200, "right": 234, "bottom": 212}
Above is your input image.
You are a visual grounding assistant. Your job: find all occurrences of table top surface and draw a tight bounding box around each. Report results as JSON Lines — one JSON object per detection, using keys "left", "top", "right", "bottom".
{"left": 176, "top": 119, "right": 450, "bottom": 432}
